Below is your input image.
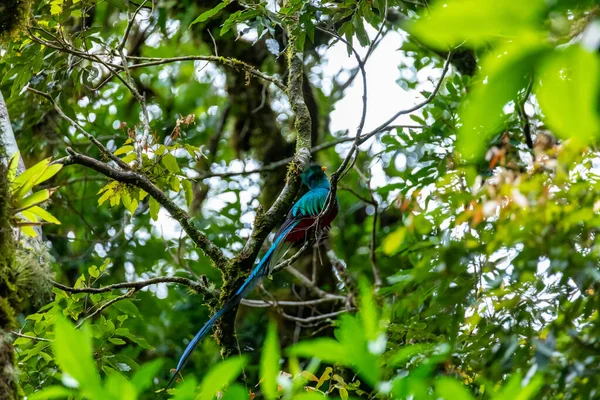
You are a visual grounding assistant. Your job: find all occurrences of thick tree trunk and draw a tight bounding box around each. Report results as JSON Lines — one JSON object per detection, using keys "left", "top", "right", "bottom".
{"left": 0, "top": 90, "right": 18, "bottom": 400}
{"left": 0, "top": 90, "right": 55, "bottom": 399}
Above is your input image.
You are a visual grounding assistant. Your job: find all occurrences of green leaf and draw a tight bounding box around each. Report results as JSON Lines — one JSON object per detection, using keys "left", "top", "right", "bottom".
{"left": 295, "top": 32, "right": 306, "bottom": 52}
{"left": 221, "top": 384, "right": 249, "bottom": 400}
{"left": 182, "top": 180, "right": 194, "bottom": 208}
{"left": 51, "top": 316, "right": 102, "bottom": 394}
{"left": 358, "top": 278, "right": 378, "bottom": 341}
{"left": 353, "top": 14, "right": 369, "bottom": 47}
{"left": 383, "top": 227, "right": 406, "bottom": 255}
{"left": 162, "top": 153, "right": 180, "bottom": 174}
{"left": 220, "top": 10, "right": 242, "bottom": 36}
{"left": 131, "top": 359, "right": 163, "bottom": 393}
{"left": 108, "top": 337, "right": 126, "bottom": 345}
{"left": 149, "top": 197, "right": 160, "bottom": 221}
{"left": 435, "top": 377, "right": 475, "bottom": 400}
{"left": 28, "top": 206, "right": 61, "bottom": 224}
{"left": 50, "top": 0, "right": 64, "bottom": 15}
{"left": 28, "top": 386, "right": 73, "bottom": 399}
{"left": 35, "top": 163, "right": 63, "bottom": 185}
{"left": 411, "top": 0, "right": 546, "bottom": 49}
{"left": 292, "top": 393, "right": 328, "bottom": 400}
{"left": 114, "top": 145, "right": 135, "bottom": 156}
{"left": 191, "top": 0, "right": 229, "bottom": 26}
{"left": 7, "top": 151, "right": 20, "bottom": 183}
{"left": 169, "top": 176, "right": 181, "bottom": 192}
{"left": 388, "top": 343, "right": 437, "bottom": 367}
{"left": 122, "top": 153, "right": 137, "bottom": 163}
{"left": 457, "top": 38, "right": 548, "bottom": 160}
{"left": 11, "top": 157, "right": 51, "bottom": 199}
{"left": 88, "top": 265, "right": 100, "bottom": 278}
{"left": 105, "top": 371, "right": 137, "bottom": 400}
{"left": 260, "top": 321, "right": 281, "bottom": 400}
{"left": 492, "top": 373, "right": 543, "bottom": 400}
{"left": 535, "top": 45, "right": 600, "bottom": 143}
{"left": 289, "top": 338, "right": 350, "bottom": 364}
{"left": 198, "top": 356, "right": 248, "bottom": 400}
{"left": 122, "top": 192, "right": 139, "bottom": 214}
{"left": 17, "top": 189, "right": 50, "bottom": 211}
{"left": 113, "top": 300, "right": 144, "bottom": 320}
{"left": 98, "top": 189, "right": 113, "bottom": 206}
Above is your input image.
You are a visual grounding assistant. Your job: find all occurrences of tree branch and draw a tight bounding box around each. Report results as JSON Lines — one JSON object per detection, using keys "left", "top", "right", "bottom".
{"left": 196, "top": 124, "right": 427, "bottom": 180}
{"left": 61, "top": 148, "right": 229, "bottom": 269}
{"left": 126, "top": 55, "right": 286, "bottom": 92}
{"left": 240, "top": 297, "right": 343, "bottom": 308}
{"left": 76, "top": 288, "right": 136, "bottom": 329}
{"left": 52, "top": 275, "right": 213, "bottom": 297}
{"left": 27, "top": 88, "right": 131, "bottom": 170}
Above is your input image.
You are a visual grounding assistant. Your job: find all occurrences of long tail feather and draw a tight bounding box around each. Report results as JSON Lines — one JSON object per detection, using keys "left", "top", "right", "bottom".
{"left": 160, "top": 221, "right": 300, "bottom": 397}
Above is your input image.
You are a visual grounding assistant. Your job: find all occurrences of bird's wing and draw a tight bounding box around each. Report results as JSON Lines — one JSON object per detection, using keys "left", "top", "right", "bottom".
{"left": 268, "top": 188, "right": 329, "bottom": 272}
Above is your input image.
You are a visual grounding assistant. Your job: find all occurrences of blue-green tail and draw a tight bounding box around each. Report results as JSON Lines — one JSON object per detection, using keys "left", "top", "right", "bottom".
{"left": 161, "top": 221, "right": 299, "bottom": 397}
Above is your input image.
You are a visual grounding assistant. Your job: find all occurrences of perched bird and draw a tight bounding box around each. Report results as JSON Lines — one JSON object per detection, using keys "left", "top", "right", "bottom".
{"left": 162, "top": 164, "right": 338, "bottom": 394}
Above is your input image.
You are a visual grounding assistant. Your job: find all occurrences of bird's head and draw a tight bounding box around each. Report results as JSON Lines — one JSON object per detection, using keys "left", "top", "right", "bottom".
{"left": 301, "top": 164, "right": 330, "bottom": 189}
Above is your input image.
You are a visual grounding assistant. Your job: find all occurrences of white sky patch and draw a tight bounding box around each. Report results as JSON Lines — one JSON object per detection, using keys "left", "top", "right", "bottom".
{"left": 327, "top": 29, "right": 436, "bottom": 135}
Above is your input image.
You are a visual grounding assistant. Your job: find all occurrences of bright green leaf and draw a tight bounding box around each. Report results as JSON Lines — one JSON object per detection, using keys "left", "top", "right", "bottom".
{"left": 28, "top": 206, "right": 61, "bottom": 224}
{"left": 114, "top": 145, "right": 135, "bottom": 156}
{"left": 17, "top": 189, "right": 50, "bottom": 211}
{"left": 289, "top": 338, "right": 350, "bottom": 365}
{"left": 383, "top": 227, "right": 406, "bottom": 255}
{"left": 435, "top": 377, "right": 475, "bottom": 400}
{"left": 191, "top": 0, "right": 230, "bottom": 26}
{"left": 182, "top": 180, "right": 194, "bottom": 208}
{"left": 197, "top": 356, "right": 248, "bottom": 400}
{"left": 536, "top": 45, "right": 600, "bottom": 143}
{"left": 457, "top": 38, "right": 548, "bottom": 160}
{"left": 149, "top": 197, "right": 160, "bottom": 221}
{"left": 51, "top": 316, "right": 102, "bottom": 393}
{"left": 28, "top": 386, "right": 73, "bottom": 399}
{"left": 260, "top": 321, "right": 281, "bottom": 400}
{"left": 411, "top": 0, "right": 546, "bottom": 49}
{"left": 162, "top": 153, "right": 180, "bottom": 174}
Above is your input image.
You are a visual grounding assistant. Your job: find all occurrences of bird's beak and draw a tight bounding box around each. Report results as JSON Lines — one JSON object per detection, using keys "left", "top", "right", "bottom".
{"left": 321, "top": 166, "right": 327, "bottom": 171}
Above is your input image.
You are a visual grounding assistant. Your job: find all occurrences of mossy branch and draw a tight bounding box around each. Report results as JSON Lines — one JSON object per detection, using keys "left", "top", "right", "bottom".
{"left": 213, "top": 15, "right": 314, "bottom": 358}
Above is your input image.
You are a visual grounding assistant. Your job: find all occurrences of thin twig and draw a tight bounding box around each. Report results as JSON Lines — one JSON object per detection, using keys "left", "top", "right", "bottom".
{"left": 281, "top": 309, "right": 351, "bottom": 324}
{"left": 26, "top": 88, "right": 130, "bottom": 170}
{"left": 52, "top": 275, "right": 212, "bottom": 296}
{"left": 76, "top": 289, "right": 136, "bottom": 328}
{"left": 60, "top": 148, "right": 229, "bottom": 268}
{"left": 518, "top": 77, "right": 534, "bottom": 149}
{"left": 285, "top": 266, "right": 346, "bottom": 300}
{"left": 126, "top": 55, "right": 286, "bottom": 91}
{"left": 240, "top": 297, "right": 342, "bottom": 308}
{"left": 196, "top": 124, "right": 427, "bottom": 179}
{"left": 354, "top": 165, "right": 381, "bottom": 288}
{"left": 119, "top": 0, "right": 149, "bottom": 52}
{"left": 11, "top": 331, "right": 52, "bottom": 343}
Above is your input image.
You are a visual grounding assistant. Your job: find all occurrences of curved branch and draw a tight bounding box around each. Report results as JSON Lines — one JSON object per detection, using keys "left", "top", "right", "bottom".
{"left": 197, "top": 124, "right": 427, "bottom": 180}
{"left": 61, "top": 148, "right": 229, "bottom": 269}
{"left": 27, "top": 88, "right": 131, "bottom": 170}
{"left": 126, "top": 55, "right": 286, "bottom": 92}
{"left": 76, "top": 289, "right": 136, "bottom": 328}
{"left": 52, "top": 275, "right": 213, "bottom": 296}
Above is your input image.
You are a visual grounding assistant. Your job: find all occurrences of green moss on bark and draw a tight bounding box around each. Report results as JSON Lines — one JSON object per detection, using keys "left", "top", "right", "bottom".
{"left": 0, "top": 0, "right": 33, "bottom": 43}
{"left": 0, "top": 156, "right": 18, "bottom": 399}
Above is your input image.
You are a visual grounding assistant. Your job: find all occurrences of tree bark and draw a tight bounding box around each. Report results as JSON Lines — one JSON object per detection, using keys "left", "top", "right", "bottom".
{"left": 0, "top": 90, "right": 18, "bottom": 400}
{"left": 0, "top": 90, "right": 55, "bottom": 399}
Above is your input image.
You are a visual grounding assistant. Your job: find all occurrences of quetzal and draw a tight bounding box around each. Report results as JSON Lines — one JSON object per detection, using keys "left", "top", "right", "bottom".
{"left": 163, "top": 164, "right": 338, "bottom": 392}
